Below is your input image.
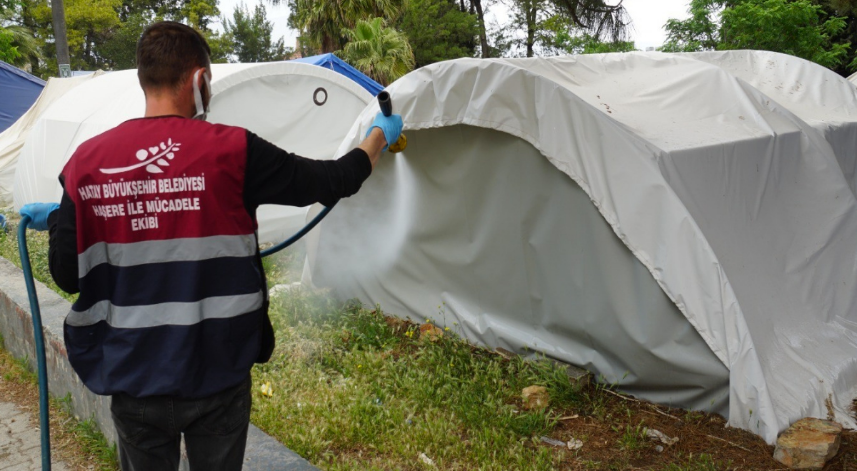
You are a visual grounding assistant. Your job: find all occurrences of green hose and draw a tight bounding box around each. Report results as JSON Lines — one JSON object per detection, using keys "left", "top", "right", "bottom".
{"left": 17, "top": 215, "right": 52, "bottom": 471}
{"left": 260, "top": 205, "right": 332, "bottom": 258}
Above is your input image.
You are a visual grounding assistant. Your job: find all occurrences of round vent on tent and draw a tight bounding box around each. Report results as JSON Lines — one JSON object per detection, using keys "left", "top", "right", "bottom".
{"left": 313, "top": 87, "right": 328, "bottom": 106}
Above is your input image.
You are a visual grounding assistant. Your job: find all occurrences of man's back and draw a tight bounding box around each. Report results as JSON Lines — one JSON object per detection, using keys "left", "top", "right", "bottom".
{"left": 61, "top": 117, "right": 266, "bottom": 398}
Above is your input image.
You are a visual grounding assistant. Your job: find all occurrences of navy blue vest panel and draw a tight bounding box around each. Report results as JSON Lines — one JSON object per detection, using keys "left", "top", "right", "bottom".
{"left": 74, "top": 257, "right": 263, "bottom": 310}
{"left": 64, "top": 308, "right": 264, "bottom": 398}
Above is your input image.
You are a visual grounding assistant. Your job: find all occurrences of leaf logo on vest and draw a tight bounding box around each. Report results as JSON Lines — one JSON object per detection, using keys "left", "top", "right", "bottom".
{"left": 99, "top": 138, "right": 181, "bottom": 175}
{"left": 74, "top": 137, "right": 208, "bottom": 233}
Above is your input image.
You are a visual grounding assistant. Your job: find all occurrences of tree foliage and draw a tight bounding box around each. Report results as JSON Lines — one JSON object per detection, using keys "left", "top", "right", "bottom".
{"left": 223, "top": 2, "right": 288, "bottom": 62}
{"left": 287, "top": 0, "right": 406, "bottom": 54}
{"left": 499, "top": 0, "right": 633, "bottom": 57}
{"left": 556, "top": 32, "right": 634, "bottom": 54}
{"left": 663, "top": 0, "right": 853, "bottom": 72}
{"left": 474, "top": 0, "right": 629, "bottom": 58}
{"left": 721, "top": 0, "right": 849, "bottom": 69}
{"left": 396, "top": 0, "right": 477, "bottom": 67}
{"left": 338, "top": 16, "right": 414, "bottom": 84}
{"left": 286, "top": 0, "right": 632, "bottom": 65}
{"left": 661, "top": 0, "right": 721, "bottom": 52}
{"left": 0, "top": 0, "right": 288, "bottom": 76}
{"left": 0, "top": 26, "right": 19, "bottom": 62}
{"left": 551, "top": 0, "right": 630, "bottom": 42}
{"left": 508, "top": 0, "right": 555, "bottom": 57}
{"left": 823, "top": 0, "right": 857, "bottom": 73}
{"left": 1, "top": 0, "right": 40, "bottom": 69}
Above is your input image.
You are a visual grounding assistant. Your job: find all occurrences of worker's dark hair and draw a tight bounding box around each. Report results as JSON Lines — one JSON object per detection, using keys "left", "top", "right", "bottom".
{"left": 136, "top": 21, "right": 211, "bottom": 93}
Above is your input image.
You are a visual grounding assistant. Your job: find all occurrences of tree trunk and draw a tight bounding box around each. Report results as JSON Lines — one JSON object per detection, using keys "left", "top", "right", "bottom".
{"left": 472, "top": 0, "right": 490, "bottom": 58}
{"left": 526, "top": 3, "right": 537, "bottom": 57}
{"left": 322, "top": 35, "right": 337, "bottom": 53}
{"left": 50, "top": 0, "right": 71, "bottom": 77}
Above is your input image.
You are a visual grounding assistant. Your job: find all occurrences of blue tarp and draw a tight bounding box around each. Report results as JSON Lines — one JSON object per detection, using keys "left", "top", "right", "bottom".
{"left": 0, "top": 61, "right": 45, "bottom": 133}
{"left": 292, "top": 53, "right": 383, "bottom": 96}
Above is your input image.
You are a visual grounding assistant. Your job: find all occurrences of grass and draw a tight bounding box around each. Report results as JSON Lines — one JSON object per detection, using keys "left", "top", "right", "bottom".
{"left": 0, "top": 209, "right": 77, "bottom": 303}
{"left": 252, "top": 290, "right": 575, "bottom": 470}
{"left": 68, "top": 415, "right": 119, "bottom": 468}
{"left": 261, "top": 238, "right": 308, "bottom": 286}
{"left": 616, "top": 422, "right": 648, "bottom": 452}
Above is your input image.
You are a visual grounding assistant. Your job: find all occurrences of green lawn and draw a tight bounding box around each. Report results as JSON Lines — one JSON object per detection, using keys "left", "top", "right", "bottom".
{"left": 253, "top": 288, "right": 580, "bottom": 470}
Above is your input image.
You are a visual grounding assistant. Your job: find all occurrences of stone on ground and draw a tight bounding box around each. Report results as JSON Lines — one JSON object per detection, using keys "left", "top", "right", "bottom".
{"left": 522, "top": 385, "right": 550, "bottom": 411}
{"left": 773, "top": 417, "right": 842, "bottom": 470}
{"left": 551, "top": 360, "right": 591, "bottom": 392}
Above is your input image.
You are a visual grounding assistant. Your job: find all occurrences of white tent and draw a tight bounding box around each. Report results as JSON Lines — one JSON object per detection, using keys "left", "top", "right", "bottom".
{"left": 0, "top": 72, "right": 103, "bottom": 206}
{"left": 306, "top": 51, "right": 857, "bottom": 444}
{"left": 12, "top": 62, "right": 373, "bottom": 244}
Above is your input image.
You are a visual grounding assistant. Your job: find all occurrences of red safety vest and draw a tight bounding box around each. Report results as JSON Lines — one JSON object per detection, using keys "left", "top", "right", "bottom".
{"left": 61, "top": 116, "right": 268, "bottom": 398}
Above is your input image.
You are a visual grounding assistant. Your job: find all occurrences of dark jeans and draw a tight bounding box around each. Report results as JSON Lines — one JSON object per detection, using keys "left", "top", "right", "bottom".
{"left": 110, "top": 375, "right": 252, "bottom": 471}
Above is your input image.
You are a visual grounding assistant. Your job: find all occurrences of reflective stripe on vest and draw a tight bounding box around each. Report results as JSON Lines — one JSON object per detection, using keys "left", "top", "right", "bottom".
{"left": 77, "top": 234, "right": 257, "bottom": 278}
{"left": 66, "top": 291, "right": 264, "bottom": 328}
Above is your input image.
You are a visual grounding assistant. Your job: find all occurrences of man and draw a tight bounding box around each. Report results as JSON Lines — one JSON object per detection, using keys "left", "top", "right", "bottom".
{"left": 20, "top": 21, "right": 402, "bottom": 471}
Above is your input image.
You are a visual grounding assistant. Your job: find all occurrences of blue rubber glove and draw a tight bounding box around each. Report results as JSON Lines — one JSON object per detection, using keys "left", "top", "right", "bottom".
{"left": 20, "top": 203, "right": 59, "bottom": 231}
{"left": 366, "top": 112, "right": 404, "bottom": 151}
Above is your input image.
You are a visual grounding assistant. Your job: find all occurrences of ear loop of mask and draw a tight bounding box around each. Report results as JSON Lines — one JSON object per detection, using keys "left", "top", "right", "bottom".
{"left": 192, "top": 69, "right": 211, "bottom": 120}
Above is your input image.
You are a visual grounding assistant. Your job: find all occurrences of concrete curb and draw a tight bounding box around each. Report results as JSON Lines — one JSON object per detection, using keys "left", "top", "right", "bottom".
{"left": 0, "top": 256, "right": 317, "bottom": 470}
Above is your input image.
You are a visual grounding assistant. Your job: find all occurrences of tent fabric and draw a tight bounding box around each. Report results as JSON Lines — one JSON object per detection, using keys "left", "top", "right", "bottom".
{"left": 691, "top": 51, "right": 857, "bottom": 198}
{"left": 12, "top": 62, "right": 373, "bottom": 245}
{"left": 0, "top": 61, "right": 45, "bottom": 133}
{"left": 292, "top": 53, "right": 384, "bottom": 96}
{"left": 0, "top": 72, "right": 103, "bottom": 206}
{"left": 306, "top": 51, "right": 857, "bottom": 444}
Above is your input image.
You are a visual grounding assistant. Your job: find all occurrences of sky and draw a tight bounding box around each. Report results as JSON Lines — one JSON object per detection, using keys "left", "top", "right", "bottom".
{"left": 214, "top": 0, "right": 692, "bottom": 53}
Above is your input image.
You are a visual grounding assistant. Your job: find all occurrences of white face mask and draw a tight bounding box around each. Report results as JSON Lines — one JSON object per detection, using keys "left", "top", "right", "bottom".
{"left": 192, "top": 69, "right": 211, "bottom": 121}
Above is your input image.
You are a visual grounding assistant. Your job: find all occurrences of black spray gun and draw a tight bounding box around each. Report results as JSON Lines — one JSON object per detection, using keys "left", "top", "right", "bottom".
{"left": 377, "top": 91, "right": 407, "bottom": 153}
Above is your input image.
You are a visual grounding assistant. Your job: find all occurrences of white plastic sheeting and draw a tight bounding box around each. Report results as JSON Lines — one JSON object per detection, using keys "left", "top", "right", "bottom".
{"left": 307, "top": 52, "right": 857, "bottom": 443}
{"left": 12, "top": 62, "right": 372, "bottom": 244}
{"left": 0, "top": 72, "right": 102, "bottom": 206}
{"left": 691, "top": 51, "right": 857, "bottom": 198}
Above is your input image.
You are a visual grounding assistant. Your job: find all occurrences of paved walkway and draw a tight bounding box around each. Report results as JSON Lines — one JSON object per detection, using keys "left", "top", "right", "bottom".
{"left": 0, "top": 402, "right": 68, "bottom": 471}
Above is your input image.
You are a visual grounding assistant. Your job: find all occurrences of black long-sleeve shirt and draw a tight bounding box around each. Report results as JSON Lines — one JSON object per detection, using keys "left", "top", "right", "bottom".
{"left": 48, "top": 129, "right": 372, "bottom": 294}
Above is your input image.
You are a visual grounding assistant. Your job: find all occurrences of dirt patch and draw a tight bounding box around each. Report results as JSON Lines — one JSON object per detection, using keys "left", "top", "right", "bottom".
{"left": 535, "top": 382, "right": 855, "bottom": 470}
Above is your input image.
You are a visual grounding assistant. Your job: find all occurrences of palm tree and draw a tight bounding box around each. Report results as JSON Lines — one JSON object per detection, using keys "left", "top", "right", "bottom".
{"left": 288, "top": 0, "right": 406, "bottom": 53}
{"left": 0, "top": 24, "right": 42, "bottom": 69}
{"left": 339, "top": 17, "right": 414, "bottom": 85}
{"left": 0, "top": 0, "right": 43, "bottom": 70}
